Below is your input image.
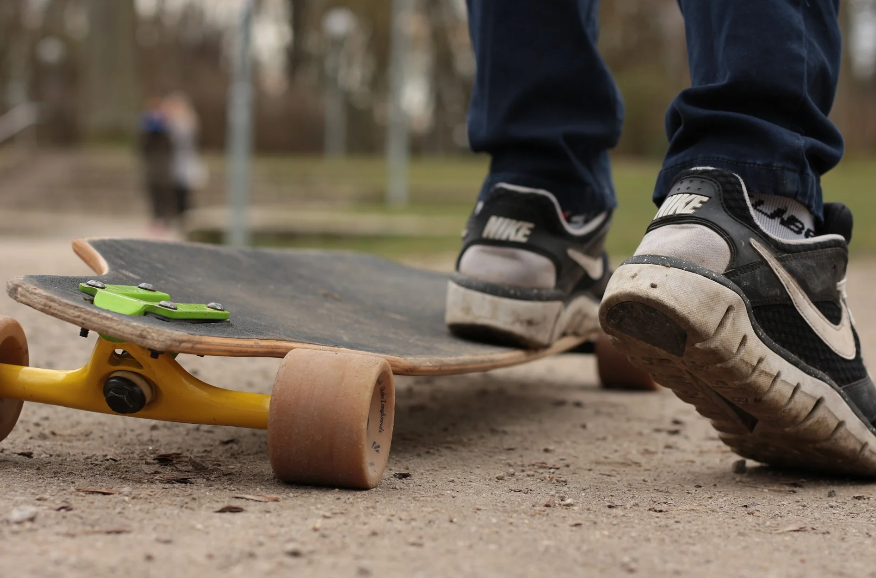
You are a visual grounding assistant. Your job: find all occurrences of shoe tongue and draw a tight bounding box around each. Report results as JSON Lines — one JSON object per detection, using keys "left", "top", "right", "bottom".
{"left": 820, "top": 202, "right": 854, "bottom": 243}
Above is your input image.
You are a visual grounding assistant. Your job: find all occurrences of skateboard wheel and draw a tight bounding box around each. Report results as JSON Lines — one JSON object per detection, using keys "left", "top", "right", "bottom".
{"left": 595, "top": 331, "right": 659, "bottom": 391}
{"left": 268, "top": 349, "right": 395, "bottom": 490}
{"left": 0, "top": 317, "right": 28, "bottom": 443}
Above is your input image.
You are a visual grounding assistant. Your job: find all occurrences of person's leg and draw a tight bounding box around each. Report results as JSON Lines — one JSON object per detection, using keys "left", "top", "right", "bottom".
{"left": 158, "top": 183, "right": 177, "bottom": 221}
{"left": 174, "top": 184, "right": 189, "bottom": 217}
{"left": 656, "top": 0, "right": 842, "bottom": 221}
{"left": 602, "top": 1, "right": 876, "bottom": 475}
{"left": 146, "top": 181, "right": 163, "bottom": 220}
{"left": 446, "top": 0, "right": 624, "bottom": 349}
{"left": 466, "top": 0, "right": 622, "bottom": 214}
{"left": 145, "top": 181, "right": 173, "bottom": 238}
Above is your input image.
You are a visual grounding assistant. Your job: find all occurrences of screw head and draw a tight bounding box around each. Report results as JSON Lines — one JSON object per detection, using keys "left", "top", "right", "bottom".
{"left": 86, "top": 280, "right": 106, "bottom": 289}
{"left": 138, "top": 283, "right": 155, "bottom": 292}
{"left": 206, "top": 302, "right": 224, "bottom": 312}
{"left": 158, "top": 300, "right": 178, "bottom": 310}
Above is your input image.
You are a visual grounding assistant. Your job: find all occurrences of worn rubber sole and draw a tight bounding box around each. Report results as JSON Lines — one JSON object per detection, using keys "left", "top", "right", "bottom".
{"left": 445, "top": 281, "right": 599, "bottom": 349}
{"left": 600, "top": 261, "right": 876, "bottom": 477}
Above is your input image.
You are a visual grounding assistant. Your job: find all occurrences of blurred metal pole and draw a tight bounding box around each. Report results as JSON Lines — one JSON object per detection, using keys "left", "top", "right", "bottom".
{"left": 225, "top": 0, "right": 255, "bottom": 247}
{"left": 386, "top": 0, "right": 412, "bottom": 207}
{"left": 323, "top": 42, "right": 347, "bottom": 157}
{"left": 322, "top": 8, "right": 356, "bottom": 158}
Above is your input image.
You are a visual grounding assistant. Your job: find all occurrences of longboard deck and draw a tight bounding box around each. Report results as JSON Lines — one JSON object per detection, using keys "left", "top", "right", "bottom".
{"left": 7, "top": 239, "right": 586, "bottom": 375}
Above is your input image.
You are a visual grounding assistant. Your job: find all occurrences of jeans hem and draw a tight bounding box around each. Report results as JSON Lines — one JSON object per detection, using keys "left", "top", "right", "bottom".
{"left": 479, "top": 172, "right": 617, "bottom": 214}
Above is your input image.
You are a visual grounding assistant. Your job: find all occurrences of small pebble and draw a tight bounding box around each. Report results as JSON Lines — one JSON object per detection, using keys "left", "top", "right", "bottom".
{"left": 9, "top": 505, "right": 38, "bottom": 524}
{"left": 189, "top": 456, "right": 209, "bottom": 471}
{"left": 495, "top": 473, "right": 505, "bottom": 481}
{"left": 283, "top": 542, "right": 304, "bottom": 558}
{"left": 828, "top": 489, "right": 837, "bottom": 498}
{"left": 731, "top": 459, "right": 747, "bottom": 474}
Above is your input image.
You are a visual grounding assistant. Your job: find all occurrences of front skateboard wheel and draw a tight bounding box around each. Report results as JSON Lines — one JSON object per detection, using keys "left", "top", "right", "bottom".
{"left": 268, "top": 349, "right": 395, "bottom": 489}
{"left": 595, "top": 331, "right": 658, "bottom": 391}
{"left": 0, "top": 317, "right": 28, "bottom": 443}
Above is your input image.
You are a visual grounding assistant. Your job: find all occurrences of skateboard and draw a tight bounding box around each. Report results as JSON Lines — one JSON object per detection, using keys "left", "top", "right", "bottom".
{"left": 0, "top": 239, "right": 653, "bottom": 489}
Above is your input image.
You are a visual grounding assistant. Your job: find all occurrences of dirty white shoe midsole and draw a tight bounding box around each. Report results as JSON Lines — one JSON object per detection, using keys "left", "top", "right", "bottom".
{"left": 445, "top": 280, "right": 600, "bottom": 348}
{"left": 600, "top": 261, "right": 876, "bottom": 476}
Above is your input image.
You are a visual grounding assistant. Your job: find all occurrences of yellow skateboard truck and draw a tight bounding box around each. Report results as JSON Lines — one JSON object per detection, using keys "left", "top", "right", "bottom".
{"left": 0, "top": 337, "right": 269, "bottom": 428}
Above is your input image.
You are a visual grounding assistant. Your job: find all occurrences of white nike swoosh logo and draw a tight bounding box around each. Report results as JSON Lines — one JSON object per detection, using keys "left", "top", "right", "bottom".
{"left": 751, "top": 238, "right": 856, "bottom": 360}
{"left": 567, "top": 249, "right": 604, "bottom": 280}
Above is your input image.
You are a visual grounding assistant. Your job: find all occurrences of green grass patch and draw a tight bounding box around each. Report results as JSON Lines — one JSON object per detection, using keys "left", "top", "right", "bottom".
{"left": 822, "top": 158, "right": 876, "bottom": 256}
{"left": 227, "top": 155, "right": 876, "bottom": 260}
{"left": 256, "top": 235, "right": 464, "bottom": 259}
{"left": 189, "top": 230, "right": 464, "bottom": 261}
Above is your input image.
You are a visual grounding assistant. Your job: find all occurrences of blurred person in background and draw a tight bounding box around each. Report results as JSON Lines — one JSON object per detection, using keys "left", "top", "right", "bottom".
{"left": 446, "top": 0, "right": 876, "bottom": 478}
{"left": 161, "top": 92, "right": 206, "bottom": 223}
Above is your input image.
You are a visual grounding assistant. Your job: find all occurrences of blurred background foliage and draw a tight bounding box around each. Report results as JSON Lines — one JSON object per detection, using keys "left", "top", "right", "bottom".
{"left": 3, "top": 0, "right": 875, "bottom": 155}
{"left": 1, "top": 0, "right": 876, "bottom": 261}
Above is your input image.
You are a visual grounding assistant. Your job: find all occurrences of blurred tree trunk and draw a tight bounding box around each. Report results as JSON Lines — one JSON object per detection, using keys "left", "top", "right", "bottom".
{"left": 287, "top": 0, "right": 310, "bottom": 78}
{"left": 836, "top": 0, "right": 876, "bottom": 153}
{"left": 80, "top": 0, "right": 139, "bottom": 142}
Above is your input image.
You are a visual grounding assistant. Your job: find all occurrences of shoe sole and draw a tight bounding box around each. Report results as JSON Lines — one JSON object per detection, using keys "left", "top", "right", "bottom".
{"left": 600, "top": 261, "right": 876, "bottom": 476}
{"left": 445, "top": 281, "right": 599, "bottom": 349}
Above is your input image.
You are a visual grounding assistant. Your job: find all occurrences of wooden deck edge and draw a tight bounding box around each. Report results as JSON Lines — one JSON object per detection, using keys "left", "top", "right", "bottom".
{"left": 72, "top": 238, "right": 110, "bottom": 275}
{"left": 7, "top": 278, "right": 588, "bottom": 375}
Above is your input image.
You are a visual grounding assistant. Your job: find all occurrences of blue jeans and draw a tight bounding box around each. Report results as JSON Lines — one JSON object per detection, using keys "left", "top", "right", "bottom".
{"left": 466, "top": 0, "right": 843, "bottom": 219}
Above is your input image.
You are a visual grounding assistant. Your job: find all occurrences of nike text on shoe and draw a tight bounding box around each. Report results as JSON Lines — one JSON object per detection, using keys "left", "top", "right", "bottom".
{"left": 599, "top": 168, "right": 876, "bottom": 476}
{"left": 446, "top": 183, "right": 611, "bottom": 348}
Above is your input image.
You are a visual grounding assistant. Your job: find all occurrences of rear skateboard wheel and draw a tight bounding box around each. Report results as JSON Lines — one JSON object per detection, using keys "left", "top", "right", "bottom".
{"left": 0, "top": 317, "right": 28, "bottom": 443}
{"left": 268, "top": 349, "right": 395, "bottom": 489}
{"left": 595, "top": 331, "right": 658, "bottom": 391}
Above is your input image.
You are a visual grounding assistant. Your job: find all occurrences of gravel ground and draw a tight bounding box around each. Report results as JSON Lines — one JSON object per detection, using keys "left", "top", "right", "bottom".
{"left": 2, "top": 235, "right": 876, "bottom": 578}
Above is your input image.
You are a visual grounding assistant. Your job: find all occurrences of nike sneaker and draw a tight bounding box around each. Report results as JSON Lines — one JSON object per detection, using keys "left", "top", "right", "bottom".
{"left": 600, "top": 167, "right": 876, "bottom": 476}
{"left": 445, "top": 183, "right": 611, "bottom": 348}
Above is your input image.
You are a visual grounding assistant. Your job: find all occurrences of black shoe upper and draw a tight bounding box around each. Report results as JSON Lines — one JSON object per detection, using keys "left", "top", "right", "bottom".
{"left": 454, "top": 184, "right": 612, "bottom": 300}
{"left": 633, "top": 168, "right": 876, "bottom": 427}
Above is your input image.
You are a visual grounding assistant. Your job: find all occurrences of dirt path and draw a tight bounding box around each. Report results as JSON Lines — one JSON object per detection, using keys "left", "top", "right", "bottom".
{"left": 2, "top": 237, "right": 876, "bottom": 578}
